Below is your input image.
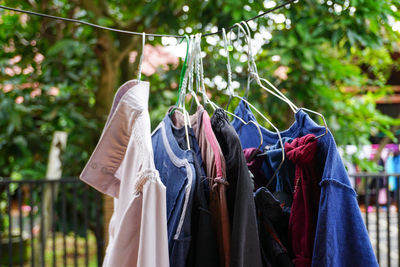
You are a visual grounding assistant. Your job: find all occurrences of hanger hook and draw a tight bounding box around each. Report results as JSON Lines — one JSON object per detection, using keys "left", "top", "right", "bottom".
{"left": 175, "top": 34, "right": 191, "bottom": 110}
{"left": 222, "top": 28, "right": 233, "bottom": 95}
{"left": 222, "top": 28, "right": 234, "bottom": 109}
{"left": 233, "top": 22, "right": 254, "bottom": 93}
{"left": 239, "top": 21, "right": 256, "bottom": 98}
{"left": 137, "top": 32, "right": 145, "bottom": 81}
{"left": 239, "top": 21, "right": 298, "bottom": 112}
{"left": 179, "top": 35, "right": 194, "bottom": 107}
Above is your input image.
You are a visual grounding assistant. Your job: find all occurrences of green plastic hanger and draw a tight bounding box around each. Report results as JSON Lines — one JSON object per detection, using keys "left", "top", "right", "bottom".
{"left": 170, "top": 34, "right": 190, "bottom": 116}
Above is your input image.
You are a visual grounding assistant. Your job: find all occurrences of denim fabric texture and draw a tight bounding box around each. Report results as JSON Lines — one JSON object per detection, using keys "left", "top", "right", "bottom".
{"left": 262, "top": 137, "right": 295, "bottom": 194}
{"left": 231, "top": 101, "right": 295, "bottom": 194}
{"left": 231, "top": 100, "right": 378, "bottom": 267}
{"left": 152, "top": 115, "right": 196, "bottom": 266}
{"left": 170, "top": 106, "right": 228, "bottom": 266}
{"left": 211, "top": 109, "right": 263, "bottom": 267}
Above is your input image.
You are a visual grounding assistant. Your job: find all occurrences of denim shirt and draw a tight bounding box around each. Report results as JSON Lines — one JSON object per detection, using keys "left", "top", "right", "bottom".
{"left": 173, "top": 125, "right": 220, "bottom": 267}
{"left": 152, "top": 115, "right": 196, "bottom": 265}
{"left": 231, "top": 100, "right": 378, "bottom": 267}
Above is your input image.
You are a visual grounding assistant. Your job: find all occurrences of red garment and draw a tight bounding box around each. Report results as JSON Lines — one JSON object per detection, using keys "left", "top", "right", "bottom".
{"left": 284, "top": 134, "right": 321, "bottom": 267}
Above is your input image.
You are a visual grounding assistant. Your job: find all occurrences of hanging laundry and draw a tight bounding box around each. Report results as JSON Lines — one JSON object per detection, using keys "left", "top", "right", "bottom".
{"left": 211, "top": 108, "right": 263, "bottom": 267}
{"left": 285, "top": 134, "right": 321, "bottom": 267}
{"left": 200, "top": 110, "right": 231, "bottom": 267}
{"left": 262, "top": 137, "right": 295, "bottom": 208}
{"left": 152, "top": 114, "right": 197, "bottom": 267}
{"left": 230, "top": 99, "right": 378, "bottom": 267}
{"left": 80, "top": 80, "right": 169, "bottom": 267}
{"left": 309, "top": 129, "right": 378, "bottom": 267}
{"left": 233, "top": 100, "right": 294, "bottom": 206}
{"left": 254, "top": 187, "right": 292, "bottom": 267}
{"left": 243, "top": 148, "right": 268, "bottom": 190}
{"left": 169, "top": 106, "right": 220, "bottom": 267}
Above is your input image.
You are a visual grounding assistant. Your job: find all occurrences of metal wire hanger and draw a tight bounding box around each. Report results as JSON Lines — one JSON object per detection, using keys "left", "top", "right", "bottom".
{"left": 0, "top": 0, "right": 297, "bottom": 38}
{"left": 238, "top": 20, "right": 329, "bottom": 140}
{"left": 221, "top": 27, "right": 285, "bottom": 179}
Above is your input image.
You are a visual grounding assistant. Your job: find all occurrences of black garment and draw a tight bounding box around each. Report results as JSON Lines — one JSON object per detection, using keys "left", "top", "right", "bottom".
{"left": 211, "top": 109, "right": 263, "bottom": 267}
{"left": 255, "top": 187, "right": 292, "bottom": 267}
{"left": 171, "top": 124, "right": 219, "bottom": 267}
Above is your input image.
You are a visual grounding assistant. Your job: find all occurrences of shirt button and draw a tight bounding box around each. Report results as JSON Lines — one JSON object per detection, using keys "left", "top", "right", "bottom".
{"left": 91, "top": 163, "right": 97, "bottom": 169}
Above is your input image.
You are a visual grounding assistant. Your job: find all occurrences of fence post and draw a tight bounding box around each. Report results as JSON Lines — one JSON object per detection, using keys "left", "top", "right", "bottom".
{"left": 35, "top": 131, "right": 67, "bottom": 266}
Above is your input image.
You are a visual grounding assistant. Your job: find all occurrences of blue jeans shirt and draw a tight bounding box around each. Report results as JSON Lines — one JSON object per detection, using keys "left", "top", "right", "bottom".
{"left": 152, "top": 114, "right": 196, "bottom": 266}
{"left": 172, "top": 122, "right": 220, "bottom": 267}
{"left": 231, "top": 100, "right": 378, "bottom": 267}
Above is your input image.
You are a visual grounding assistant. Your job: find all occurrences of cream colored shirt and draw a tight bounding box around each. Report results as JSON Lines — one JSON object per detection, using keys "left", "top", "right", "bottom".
{"left": 80, "top": 80, "right": 169, "bottom": 267}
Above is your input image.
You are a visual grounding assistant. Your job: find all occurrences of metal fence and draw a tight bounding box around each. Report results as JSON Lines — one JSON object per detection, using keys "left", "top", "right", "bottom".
{"left": 349, "top": 173, "right": 400, "bottom": 267}
{"left": 0, "top": 178, "right": 104, "bottom": 267}
{"left": 1, "top": 175, "right": 400, "bottom": 267}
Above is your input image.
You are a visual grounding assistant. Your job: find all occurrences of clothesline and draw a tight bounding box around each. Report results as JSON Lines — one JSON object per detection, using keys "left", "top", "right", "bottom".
{"left": 0, "top": 0, "right": 297, "bottom": 38}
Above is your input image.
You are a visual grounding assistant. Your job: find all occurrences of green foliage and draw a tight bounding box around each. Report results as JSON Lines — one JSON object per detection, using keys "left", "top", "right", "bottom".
{"left": 0, "top": 0, "right": 400, "bottom": 178}
{"left": 0, "top": 3, "right": 100, "bottom": 178}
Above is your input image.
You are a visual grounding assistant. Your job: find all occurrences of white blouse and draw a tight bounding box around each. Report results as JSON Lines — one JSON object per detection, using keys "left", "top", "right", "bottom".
{"left": 80, "top": 80, "right": 169, "bottom": 267}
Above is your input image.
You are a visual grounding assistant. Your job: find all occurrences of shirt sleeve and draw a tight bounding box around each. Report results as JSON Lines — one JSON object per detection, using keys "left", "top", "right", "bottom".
{"left": 312, "top": 133, "right": 378, "bottom": 267}
{"left": 312, "top": 180, "right": 378, "bottom": 267}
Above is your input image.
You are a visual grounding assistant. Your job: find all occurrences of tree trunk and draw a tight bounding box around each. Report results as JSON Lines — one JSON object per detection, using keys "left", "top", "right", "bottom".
{"left": 93, "top": 33, "right": 140, "bottom": 255}
{"left": 94, "top": 34, "right": 119, "bottom": 120}
{"left": 93, "top": 34, "right": 139, "bottom": 120}
{"left": 120, "top": 55, "right": 133, "bottom": 83}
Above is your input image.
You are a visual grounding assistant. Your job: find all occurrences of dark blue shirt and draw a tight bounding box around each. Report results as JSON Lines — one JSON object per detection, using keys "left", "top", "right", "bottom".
{"left": 152, "top": 115, "right": 196, "bottom": 266}
{"left": 231, "top": 100, "right": 378, "bottom": 267}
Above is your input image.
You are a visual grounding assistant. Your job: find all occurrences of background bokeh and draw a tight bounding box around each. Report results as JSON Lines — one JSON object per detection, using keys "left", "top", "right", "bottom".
{"left": 1, "top": 0, "right": 400, "bottom": 179}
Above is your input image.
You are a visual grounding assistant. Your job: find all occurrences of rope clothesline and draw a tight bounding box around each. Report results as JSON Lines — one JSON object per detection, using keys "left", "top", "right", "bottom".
{"left": 0, "top": 0, "right": 297, "bottom": 38}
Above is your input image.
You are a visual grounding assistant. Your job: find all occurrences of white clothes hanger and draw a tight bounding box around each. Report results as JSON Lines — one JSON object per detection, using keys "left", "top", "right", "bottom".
{"left": 221, "top": 27, "right": 285, "bottom": 172}
{"left": 234, "top": 22, "right": 298, "bottom": 113}
{"left": 187, "top": 34, "right": 201, "bottom": 108}
{"left": 137, "top": 32, "right": 145, "bottom": 81}
{"left": 192, "top": 33, "right": 219, "bottom": 111}
{"left": 173, "top": 35, "right": 196, "bottom": 150}
{"left": 238, "top": 21, "right": 329, "bottom": 140}
{"left": 188, "top": 32, "right": 265, "bottom": 162}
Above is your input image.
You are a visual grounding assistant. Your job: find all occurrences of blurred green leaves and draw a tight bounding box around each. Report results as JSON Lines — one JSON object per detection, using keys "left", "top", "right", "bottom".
{"left": 0, "top": 0, "right": 400, "bottom": 177}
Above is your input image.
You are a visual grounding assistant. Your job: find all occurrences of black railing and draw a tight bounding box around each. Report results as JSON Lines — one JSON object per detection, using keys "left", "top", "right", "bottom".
{"left": 1, "top": 175, "right": 399, "bottom": 266}
{"left": 349, "top": 173, "right": 400, "bottom": 267}
{"left": 0, "top": 178, "right": 104, "bottom": 267}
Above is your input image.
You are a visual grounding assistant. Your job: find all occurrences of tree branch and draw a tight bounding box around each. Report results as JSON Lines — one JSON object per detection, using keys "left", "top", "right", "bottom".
{"left": 78, "top": 0, "right": 120, "bottom": 27}
{"left": 121, "top": 19, "right": 141, "bottom": 32}
{"left": 98, "top": 0, "right": 121, "bottom": 27}
{"left": 115, "top": 34, "right": 136, "bottom": 65}
{"left": 79, "top": 0, "right": 102, "bottom": 17}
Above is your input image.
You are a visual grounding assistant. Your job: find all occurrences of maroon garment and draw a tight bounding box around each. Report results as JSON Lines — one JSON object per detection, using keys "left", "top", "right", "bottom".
{"left": 284, "top": 134, "right": 321, "bottom": 267}
{"left": 243, "top": 148, "right": 267, "bottom": 191}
